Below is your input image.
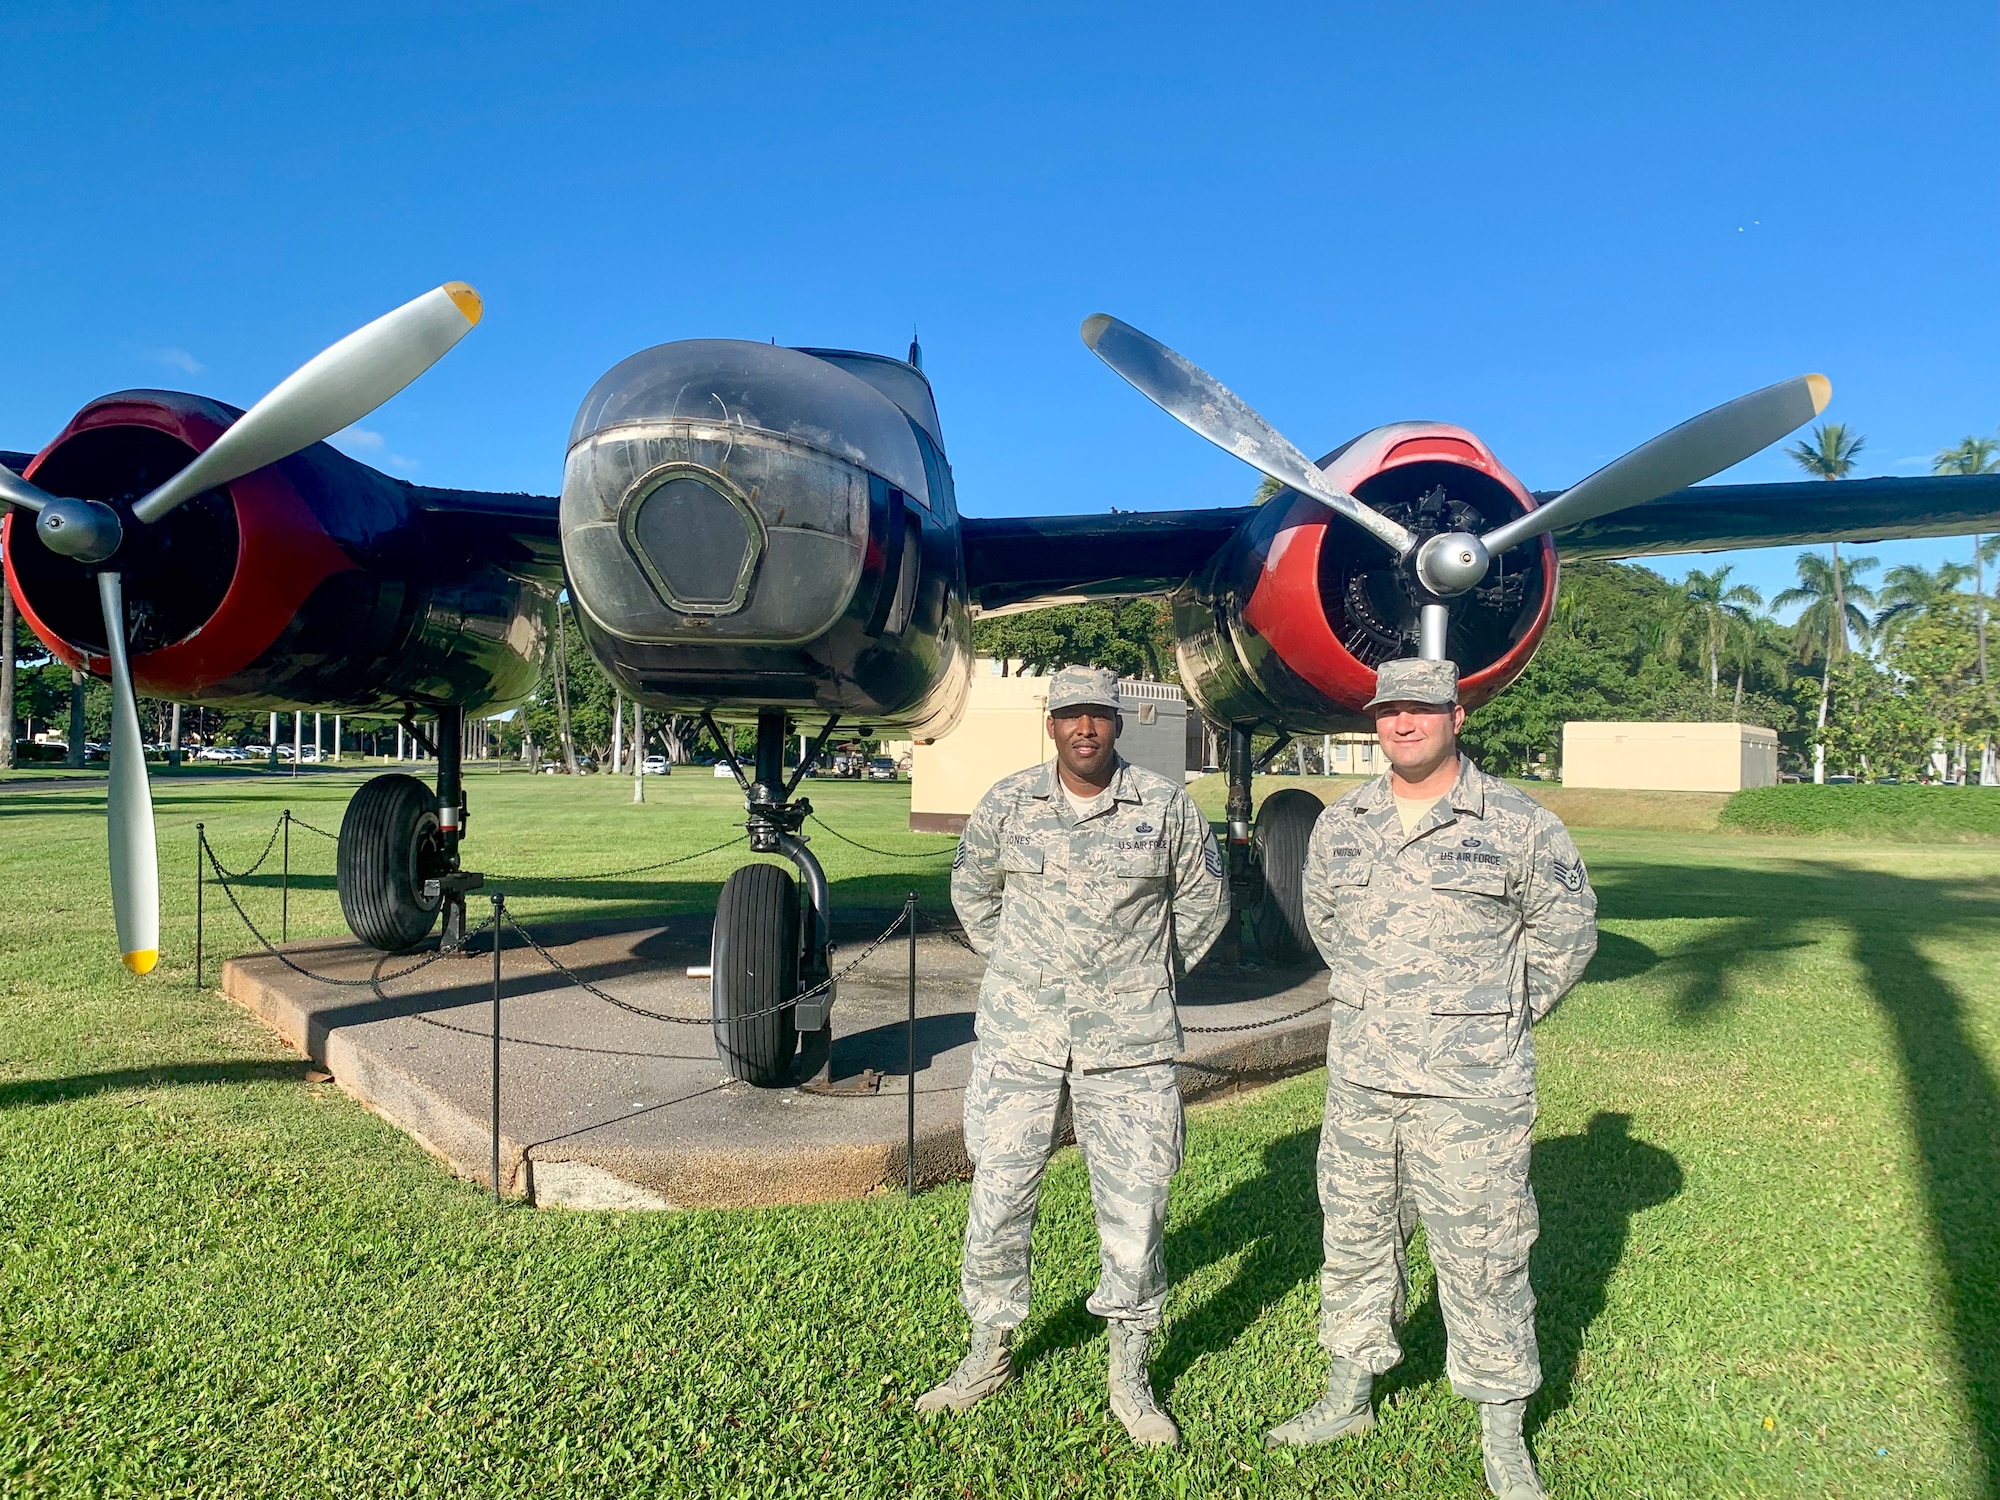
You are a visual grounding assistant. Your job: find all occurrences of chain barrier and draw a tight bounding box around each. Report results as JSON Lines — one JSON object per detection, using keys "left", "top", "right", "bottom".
{"left": 204, "top": 818, "right": 287, "bottom": 882}
{"left": 199, "top": 829, "right": 492, "bottom": 987}
{"left": 806, "top": 815, "right": 954, "bottom": 862}
{"left": 501, "top": 902, "right": 911, "bottom": 1026}
{"left": 485, "top": 833, "right": 746, "bottom": 886}
{"left": 1181, "top": 995, "right": 1330, "bottom": 1033}
{"left": 202, "top": 814, "right": 1323, "bottom": 1040}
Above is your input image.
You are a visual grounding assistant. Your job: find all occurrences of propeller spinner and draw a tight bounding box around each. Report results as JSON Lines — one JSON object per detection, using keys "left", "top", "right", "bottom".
{"left": 1, "top": 282, "right": 484, "bottom": 973}
{"left": 1081, "top": 314, "right": 1830, "bottom": 662}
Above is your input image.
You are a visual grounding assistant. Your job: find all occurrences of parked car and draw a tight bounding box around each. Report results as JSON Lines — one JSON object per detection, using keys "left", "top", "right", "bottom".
{"left": 867, "top": 756, "right": 898, "bottom": 781}
{"left": 714, "top": 763, "right": 737, "bottom": 777}
{"left": 1827, "top": 774, "right": 1858, "bottom": 784}
{"left": 642, "top": 755, "right": 669, "bottom": 775}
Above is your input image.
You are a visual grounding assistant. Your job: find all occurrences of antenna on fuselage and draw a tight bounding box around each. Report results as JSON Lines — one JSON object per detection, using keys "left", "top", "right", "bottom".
{"left": 908, "top": 328, "right": 923, "bottom": 370}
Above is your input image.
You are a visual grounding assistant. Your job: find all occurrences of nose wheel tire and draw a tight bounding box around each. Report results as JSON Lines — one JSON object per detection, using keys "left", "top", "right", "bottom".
{"left": 712, "top": 862, "right": 801, "bottom": 1087}
{"left": 338, "top": 772, "right": 445, "bottom": 952}
{"left": 1251, "top": 787, "right": 1325, "bottom": 966}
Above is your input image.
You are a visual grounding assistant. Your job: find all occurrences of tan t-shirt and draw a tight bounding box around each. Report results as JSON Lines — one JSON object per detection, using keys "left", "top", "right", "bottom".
{"left": 1393, "top": 793, "right": 1444, "bottom": 836}
{"left": 1063, "top": 781, "right": 1114, "bottom": 821}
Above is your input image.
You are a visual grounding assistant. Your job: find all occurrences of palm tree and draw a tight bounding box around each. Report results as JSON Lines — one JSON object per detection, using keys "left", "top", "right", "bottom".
{"left": 1788, "top": 422, "right": 1867, "bottom": 663}
{"left": 1874, "top": 561, "right": 1969, "bottom": 647}
{"left": 1775, "top": 549, "right": 1877, "bottom": 783}
{"left": 1934, "top": 437, "right": 2000, "bottom": 687}
{"left": 1724, "top": 613, "right": 1793, "bottom": 713}
{"left": 1666, "top": 566, "right": 1764, "bottom": 696}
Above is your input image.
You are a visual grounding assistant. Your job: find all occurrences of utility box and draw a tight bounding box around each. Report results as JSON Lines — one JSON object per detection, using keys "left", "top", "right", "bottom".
{"left": 1561, "top": 721, "right": 1778, "bottom": 792}
{"left": 910, "top": 660, "right": 1188, "bottom": 833}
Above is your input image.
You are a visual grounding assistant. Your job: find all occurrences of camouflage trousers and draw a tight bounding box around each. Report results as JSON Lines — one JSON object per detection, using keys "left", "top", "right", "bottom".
{"left": 958, "top": 1043, "right": 1183, "bottom": 1330}
{"left": 1317, "top": 1075, "right": 1540, "bottom": 1402}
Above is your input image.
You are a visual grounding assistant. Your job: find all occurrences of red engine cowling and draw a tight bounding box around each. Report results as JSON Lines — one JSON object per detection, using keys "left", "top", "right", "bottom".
{"left": 3, "top": 389, "right": 553, "bottom": 713}
{"left": 1173, "top": 422, "right": 1557, "bottom": 732}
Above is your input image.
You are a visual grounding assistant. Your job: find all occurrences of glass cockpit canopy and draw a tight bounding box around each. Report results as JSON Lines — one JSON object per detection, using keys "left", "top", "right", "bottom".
{"left": 568, "top": 339, "right": 931, "bottom": 506}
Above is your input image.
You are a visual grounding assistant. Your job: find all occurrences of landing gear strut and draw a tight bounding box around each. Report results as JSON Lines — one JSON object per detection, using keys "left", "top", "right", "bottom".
{"left": 704, "top": 708, "right": 838, "bottom": 1086}
{"left": 336, "top": 705, "right": 483, "bottom": 953}
{"left": 1217, "top": 721, "right": 1324, "bottom": 968}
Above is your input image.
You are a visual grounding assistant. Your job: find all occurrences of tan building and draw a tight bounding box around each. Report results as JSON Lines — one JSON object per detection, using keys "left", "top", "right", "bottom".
{"left": 909, "top": 659, "right": 1189, "bottom": 833}
{"left": 1561, "top": 720, "right": 1778, "bottom": 793}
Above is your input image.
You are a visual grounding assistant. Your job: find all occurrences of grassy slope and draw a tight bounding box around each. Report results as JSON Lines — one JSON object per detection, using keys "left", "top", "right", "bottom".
{"left": 1723, "top": 783, "right": 2000, "bottom": 842}
{"left": 3, "top": 772, "right": 1998, "bottom": 1497}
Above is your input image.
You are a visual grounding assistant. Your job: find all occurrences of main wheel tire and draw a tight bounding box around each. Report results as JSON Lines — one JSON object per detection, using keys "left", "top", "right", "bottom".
{"left": 712, "top": 863, "right": 800, "bottom": 1087}
{"left": 338, "top": 773, "right": 445, "bottom": 952}
{"left": 1251, "top": 787, "right": 1326, "bottom": 966}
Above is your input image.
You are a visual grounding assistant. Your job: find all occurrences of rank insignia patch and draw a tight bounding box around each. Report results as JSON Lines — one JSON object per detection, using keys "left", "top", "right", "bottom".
{"left": 1551, "top": 855, "right": 1585, "bottom": 892}
{"left": 1202, "top": 835, "right": 1224, "bottom": 880}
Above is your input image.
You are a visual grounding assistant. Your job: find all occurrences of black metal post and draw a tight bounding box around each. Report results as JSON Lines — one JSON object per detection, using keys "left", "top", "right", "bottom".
{"left": 194, "top": 823, "right": 204, "bottom": 989}
{"left": 280, "top": 809, "right": 291, "bottom": 944}
{"left": 906, "top": 891, "right": 918, "bottom": 1197}
{"left": 1222, "top": 723, "right": 1257, "bottom": 962}
{"left": 491, "top": 891, "right": 504, "bottom": 1205}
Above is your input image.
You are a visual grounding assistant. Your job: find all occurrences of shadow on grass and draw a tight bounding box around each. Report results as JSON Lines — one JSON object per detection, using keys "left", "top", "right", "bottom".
{"left": 0, "top": 1059, "right": 312, "bottom": 1109}
{"left": 1595, "top": 855, "right": 2000, "bottom": 1497}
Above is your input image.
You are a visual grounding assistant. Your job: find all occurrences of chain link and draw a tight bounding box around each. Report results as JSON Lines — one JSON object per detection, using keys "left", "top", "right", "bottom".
{"left": 205, "top": 818, "right": 287, "bottom": 882}
{"left": 806, "top": 815, "right": 955, "bottom": 862}
{"left": 288, "top": 815, "right": 341, "bottom": 842}
{"left": 1181, "top": 995, "right": 1330, "bottom": 1033}
{"left": 485, "top": 832, "right": 746, "bottom": 886}
{"left": 200, "top": 832, "right": 491, "bottom": 987}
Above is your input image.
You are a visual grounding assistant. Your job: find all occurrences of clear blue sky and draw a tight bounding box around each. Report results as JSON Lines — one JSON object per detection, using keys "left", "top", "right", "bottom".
{"left": 4, "top": 1, "right": 1994, "bottom": 619}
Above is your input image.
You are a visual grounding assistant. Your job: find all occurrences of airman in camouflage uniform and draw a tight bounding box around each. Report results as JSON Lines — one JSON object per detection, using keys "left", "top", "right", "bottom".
{"left": 1272, "top": 657, "right": 1596, "bottom": 1500}
{"left": 917, "top": 665, "right": 1228, "bottom": 1446}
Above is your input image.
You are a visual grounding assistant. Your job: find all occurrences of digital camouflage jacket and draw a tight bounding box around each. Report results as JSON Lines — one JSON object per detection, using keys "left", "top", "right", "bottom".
{"left": 1302, "top": 756, "right": 1597, "bottom": 1098}
{"left": 951, "top": 756, "right": 1229, "bottom": 1069}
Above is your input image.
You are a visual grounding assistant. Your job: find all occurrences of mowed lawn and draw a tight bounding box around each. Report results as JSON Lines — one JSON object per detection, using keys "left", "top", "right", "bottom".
{"left": 2, "top": 769, "right": 1997, "bottom": 1498}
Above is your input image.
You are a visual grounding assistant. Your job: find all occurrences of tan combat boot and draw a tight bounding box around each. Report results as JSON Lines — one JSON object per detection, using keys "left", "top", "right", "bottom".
{"left": 1265, "top": 1354, "right": 1376, "bottom": 1447}
{"left": 1106, "top": 1322, "right": 1178, "bottom": 1447}
{"left": 1479, "top": 1399, "right": 1546, "bottom": 1499}
{"left": 914, "top": 1323, "right": 1013, "bottom": 1415}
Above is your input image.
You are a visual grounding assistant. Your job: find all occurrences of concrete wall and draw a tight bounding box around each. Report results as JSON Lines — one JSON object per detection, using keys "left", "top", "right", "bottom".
{"left": 910, "top": 660, "right": 1188, "bottom": 832}
{"left": 1561, "top": 720, "right": 1779, "bottom": 792}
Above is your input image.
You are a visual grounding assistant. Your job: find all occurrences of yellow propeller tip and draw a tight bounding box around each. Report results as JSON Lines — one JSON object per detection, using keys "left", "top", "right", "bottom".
{"left": 122, "top": 949, "right": 159, "bottom": 975}
{"left": 444, "top": 282, "right": 483, "bottom": 327}
{"left": 1806, "top": 373, "right": 1831, "bottom": 413}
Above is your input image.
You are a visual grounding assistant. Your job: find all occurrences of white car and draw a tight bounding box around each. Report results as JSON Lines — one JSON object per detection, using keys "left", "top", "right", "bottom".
{"left": 642, "top": 755, "right": 669, "bottom": 775}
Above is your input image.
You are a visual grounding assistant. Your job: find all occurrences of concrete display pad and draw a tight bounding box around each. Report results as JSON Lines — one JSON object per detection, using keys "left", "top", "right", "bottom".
{"left": 221, "top": 913, "right": 1332, "bottom": 1210}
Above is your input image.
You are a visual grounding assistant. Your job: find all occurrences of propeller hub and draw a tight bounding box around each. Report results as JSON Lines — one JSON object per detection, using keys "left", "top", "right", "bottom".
{"left": 35, "top": 495, "right": 124, "bottom": 564}
{"left": 1414, "top": 530, "right": 1489, "bottom": 597}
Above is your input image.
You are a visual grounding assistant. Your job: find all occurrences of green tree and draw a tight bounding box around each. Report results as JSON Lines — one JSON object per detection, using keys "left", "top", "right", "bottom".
{"left": 1775, "top": 549, "right": 1877, "bottom": 783}
{"left": 972, "top": 599, "right": 1174, "bottom": 681}
{"left": 1934, "top": 438, "right": 2000, "bottom": 690}
{"left": 1666, "top": 565, "right": 1763, "bottom": 697}
{"left": 1874, "top": 561, "right": 1969, "bottom": 649}
{"left": 1787, "top": 421, "right": 1868, "bottom": 669}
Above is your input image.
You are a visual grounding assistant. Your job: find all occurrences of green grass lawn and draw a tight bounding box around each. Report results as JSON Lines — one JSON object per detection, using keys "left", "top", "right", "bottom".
{"left": 3, "top": 770, "right": 1998, "bottom": 1497}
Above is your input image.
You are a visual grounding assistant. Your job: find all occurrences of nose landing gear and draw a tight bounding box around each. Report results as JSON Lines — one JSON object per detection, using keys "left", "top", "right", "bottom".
{"left": 337, "top": 705, "right": 483, "bottom": 953}
{"left": 704, "top": 708, "right": 840, "bottom": 1087}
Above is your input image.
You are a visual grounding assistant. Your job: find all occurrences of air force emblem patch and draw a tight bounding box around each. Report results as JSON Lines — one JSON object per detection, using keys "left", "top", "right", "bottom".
{"left": 1551, "top": 854, "right": 1586, "bottom": 892}
{"left": 1202, "top": 833, "right": 1225, "bottom": 881}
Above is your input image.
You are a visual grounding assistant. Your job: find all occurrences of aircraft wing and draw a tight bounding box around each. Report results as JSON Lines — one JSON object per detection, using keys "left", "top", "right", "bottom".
{"left": 964, "top": 473, "right": 2000, "bottom": 613}
{"left": 1553, "top": 473, "right": 2000, "bottom": 560}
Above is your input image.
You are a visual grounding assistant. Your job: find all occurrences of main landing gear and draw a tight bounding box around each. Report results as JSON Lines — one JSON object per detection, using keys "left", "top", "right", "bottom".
{"left": 706, "top": 708, "right": 839, "bottom": 1088}
{"left": 1221, "top": 722, "right": 1324, "bottom": 968}
{"left": 338, "top": 705, "right": 485, "bottom": 952}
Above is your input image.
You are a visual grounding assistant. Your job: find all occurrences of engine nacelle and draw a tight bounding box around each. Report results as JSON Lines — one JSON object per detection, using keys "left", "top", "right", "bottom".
{"left": 2, "top": 390, "right": 553, "bottom": 713}
{"left": 1175, "top": 423, "right": 1556, "bottom": 732}
{"left": 560, "top": 340, "right": 972, "bottom": 737}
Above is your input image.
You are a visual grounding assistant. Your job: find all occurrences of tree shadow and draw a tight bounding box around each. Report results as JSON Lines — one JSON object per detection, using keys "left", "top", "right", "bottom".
{"left": 1591, "top": 853, "right": 2000, "bottom": 1496}
{"left": 0, "top": 1059, "right": 313, "bottom": 1109}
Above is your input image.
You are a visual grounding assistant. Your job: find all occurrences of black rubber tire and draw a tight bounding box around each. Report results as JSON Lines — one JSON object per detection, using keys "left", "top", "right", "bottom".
{"left": 338, "top": 773, "right": 444, "bottom": 952}
{"left": 1251, "top": 787, "right": 1326, "bottom": 966}
{"left": 711, "top": 863, "right": 800, "bottom": 1087}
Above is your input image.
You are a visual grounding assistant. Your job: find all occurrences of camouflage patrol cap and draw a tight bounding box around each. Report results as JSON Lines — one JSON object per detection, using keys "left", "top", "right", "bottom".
{"left": 1046, "top": 664, "right": 1123, "bottom": 713}
{"left": 1363, "top": 657, "right": 1459, "bottom": 711}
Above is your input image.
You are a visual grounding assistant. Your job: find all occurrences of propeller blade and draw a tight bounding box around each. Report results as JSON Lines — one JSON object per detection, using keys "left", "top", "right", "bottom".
{"left": 97, "top": 572, "right": 159, "bottom": 974}
{"left": 1482, "top": 373, "right": 1831, "bottom": 556}
{"left": 0, "top": 466, "right": 55, "bottom": 513}
{"left": 1081, "top": 314, "right": 1416, "bottom": 555}
{"left": 132, "top": 282, "right": 483, "bottom": 525}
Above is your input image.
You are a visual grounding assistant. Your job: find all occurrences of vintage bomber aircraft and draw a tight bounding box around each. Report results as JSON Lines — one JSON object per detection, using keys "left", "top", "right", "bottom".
{"left": 6, "top": 285, "right": 2000, "bottom": 1087}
